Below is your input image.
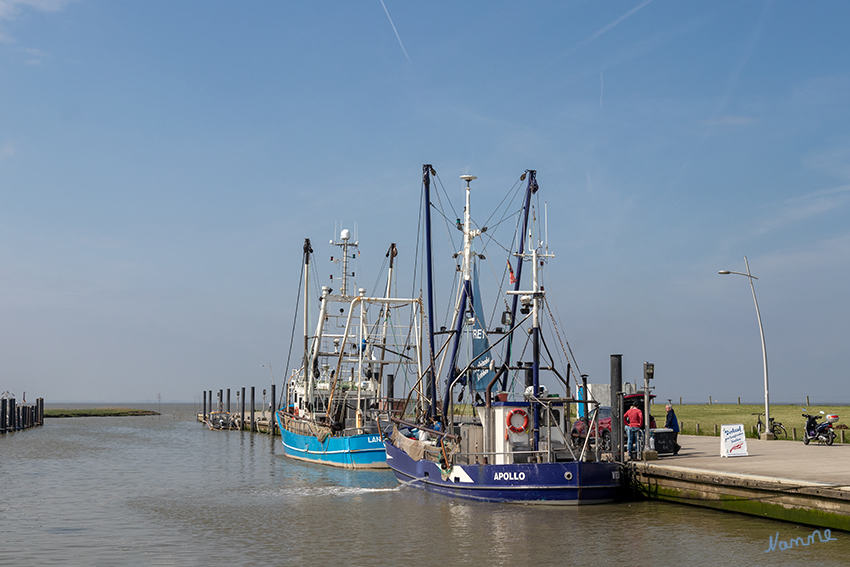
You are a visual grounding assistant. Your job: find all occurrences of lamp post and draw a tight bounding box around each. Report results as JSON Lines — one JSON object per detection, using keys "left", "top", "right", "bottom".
{"left": 719, "top": 256, "right": 772, "bottom": 440}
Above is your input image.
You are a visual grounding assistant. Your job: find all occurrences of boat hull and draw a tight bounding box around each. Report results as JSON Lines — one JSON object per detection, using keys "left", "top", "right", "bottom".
{"left": 277, "top": 414, "right": 387, "bottom": 469}
{"left": 385, "top": 441, "right": 621, "bottom": 504}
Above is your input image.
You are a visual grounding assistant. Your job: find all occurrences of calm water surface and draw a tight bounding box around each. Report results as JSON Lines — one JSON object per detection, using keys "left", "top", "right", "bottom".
{"left": 1, "top": 403, "right": 847, "bottom": 566}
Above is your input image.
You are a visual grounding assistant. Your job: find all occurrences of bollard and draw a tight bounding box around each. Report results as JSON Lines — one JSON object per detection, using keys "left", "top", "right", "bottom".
{"left": 792, "top": 427, "right": 796, "bottom": 441}
{"left": 714, "top": 424, "right": 718, "bottom": 436}
{"left": 679, "top": 396, "right": 682, "bottom": 405}
{"left": 695, "top": 423, "right": 700, "bottom": 435}
{"left": 806, "top": 395, "right": 810, "bottom": 406}
{"left": 708, "top": 397, "right": 711, "bottom": 405}
{"left": 610, "top": 354, "right": 624, "bottom": 463}
{"left": 251, "top": 387, "right": 255, "bottom": 433}
{"left": 752, "top": 425, "right": 757, "bottom": 437}
{"left": 842, "top": 430, "right": 845, "bottom": 444}
{"left": 737, "top": 397, "right": 740, "bottom": 405}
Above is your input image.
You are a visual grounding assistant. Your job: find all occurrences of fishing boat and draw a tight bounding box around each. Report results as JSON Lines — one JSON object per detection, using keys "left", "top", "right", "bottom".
{"left": 383, "top": 166, "right": 621, "bottom": 504}
{"left": 276, "top": 232, "right": 424, "bottom": 469}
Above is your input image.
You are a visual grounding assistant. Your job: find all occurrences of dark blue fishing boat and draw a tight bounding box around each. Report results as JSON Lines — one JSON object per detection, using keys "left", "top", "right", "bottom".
{"left": 383, "top": 167, "right": 621, "bottom": 503}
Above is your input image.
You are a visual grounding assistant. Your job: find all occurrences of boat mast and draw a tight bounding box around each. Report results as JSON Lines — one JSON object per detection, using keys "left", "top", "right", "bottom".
{"left": 504, "top": 170, "right": 536, "bottom": 389}
{"left": 303, "top": 238, "right": 313, "bottom": 408}
{"left": 377, "top": 243, "right": 397, "bottom": 387}
{"left": 423, "top": 165, "right": 438, "bottom": 419}
{"left": 333, "top": 229, "right": 357, "bottom": 298}
{"left": 441, "top": 174, "right": 478, "bottom": 422}
{"left": 531, "top": 245, "right": 541, "bottom": 450}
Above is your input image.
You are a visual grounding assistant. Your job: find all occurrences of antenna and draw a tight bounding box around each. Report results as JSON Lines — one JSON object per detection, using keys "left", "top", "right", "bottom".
{"left": 545, "top": 201, "right": 549, "bottom": 254}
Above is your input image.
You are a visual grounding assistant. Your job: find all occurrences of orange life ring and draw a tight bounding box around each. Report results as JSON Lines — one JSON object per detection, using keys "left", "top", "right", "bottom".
{"left": 506, "top": 408, "right": 529, "bottom": 434}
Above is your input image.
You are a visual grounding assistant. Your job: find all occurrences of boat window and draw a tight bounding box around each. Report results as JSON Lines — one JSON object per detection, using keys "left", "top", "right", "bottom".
{"left": 544, "top": 409, "right": 561, "bottom": 426}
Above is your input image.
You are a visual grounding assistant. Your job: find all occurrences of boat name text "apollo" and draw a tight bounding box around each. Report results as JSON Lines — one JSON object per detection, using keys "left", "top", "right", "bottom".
{"left": 494, "top": 472, "right": 526, "bottom": 481}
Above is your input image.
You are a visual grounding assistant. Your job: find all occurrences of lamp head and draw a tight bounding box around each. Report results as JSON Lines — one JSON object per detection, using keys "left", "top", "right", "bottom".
{"left": 718, "top": 270, "right": 731, "bottom": 275}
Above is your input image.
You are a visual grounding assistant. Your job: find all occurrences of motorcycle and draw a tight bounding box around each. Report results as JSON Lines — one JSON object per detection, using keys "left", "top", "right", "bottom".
{"left": 801, "top": 409, "right": 838, "bottom": 445}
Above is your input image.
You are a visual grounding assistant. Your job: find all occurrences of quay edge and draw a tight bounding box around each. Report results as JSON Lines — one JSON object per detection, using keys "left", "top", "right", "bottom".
{"left": 629, "top": 461, "right": 850, "bottom": 532}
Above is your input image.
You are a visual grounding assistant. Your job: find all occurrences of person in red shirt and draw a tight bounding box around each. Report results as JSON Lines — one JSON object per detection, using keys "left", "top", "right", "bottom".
{"left": 624, "top": 405, "right": 644, "bottom": 459}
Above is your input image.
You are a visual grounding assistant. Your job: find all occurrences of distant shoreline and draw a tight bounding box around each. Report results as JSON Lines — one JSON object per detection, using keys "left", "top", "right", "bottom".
{"left": 44, "top": 408, "right": 160, "bottom": 418}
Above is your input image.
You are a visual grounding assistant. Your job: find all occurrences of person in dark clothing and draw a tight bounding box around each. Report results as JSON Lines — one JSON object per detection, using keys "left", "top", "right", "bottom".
{"left": 665, "top": 404, "right": 681, "bottom": 454}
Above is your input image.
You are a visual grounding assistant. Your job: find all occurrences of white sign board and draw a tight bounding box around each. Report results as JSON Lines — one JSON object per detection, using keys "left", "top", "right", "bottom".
{"left": 720, "top": 424, "right": 748, "bottom": 457}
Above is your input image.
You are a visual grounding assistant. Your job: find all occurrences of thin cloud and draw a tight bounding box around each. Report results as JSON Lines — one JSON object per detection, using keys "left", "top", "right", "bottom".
{"left": 703, "top": 115, "right": 756, "bottom": 127}
{"left": 709, "top": 1, "right": 771, "bottom": 130}
{"left": 671, "top": 2, "right": 770, "bottom": 190}
{"left": 752, "top": 185, "right": 850, "bottom": 236}
{"left": 0, "top": 141, "right": 14, "bottom": 159}
{"left": 0, "top": 0, "right": 74, "bottom": 20}
{"left": 19, "top": 45, "right": 45, "bottom": 64}
{"left": 804, "top": 145, "right": 850, "bottom": 181}
{"left": 379, "top": 0, "right": 409, "bottom": 62}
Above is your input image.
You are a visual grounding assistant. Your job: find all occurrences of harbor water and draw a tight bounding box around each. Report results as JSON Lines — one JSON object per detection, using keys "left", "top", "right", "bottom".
{"left": 1, "top": 403, "right": 847, "bottom": 566}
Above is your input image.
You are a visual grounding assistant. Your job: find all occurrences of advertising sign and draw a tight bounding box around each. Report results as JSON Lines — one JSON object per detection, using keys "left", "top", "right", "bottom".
{"left": 720, "top": 423, "right": 748, "bottom": 457}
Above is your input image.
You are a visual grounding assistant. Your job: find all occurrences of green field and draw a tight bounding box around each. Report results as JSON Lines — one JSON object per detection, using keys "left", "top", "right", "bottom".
{"left": 44, "top": 408, "right": 160, "bottom": 418}
{"left": 651, "top": 403, "right": 847, "bottom": 441}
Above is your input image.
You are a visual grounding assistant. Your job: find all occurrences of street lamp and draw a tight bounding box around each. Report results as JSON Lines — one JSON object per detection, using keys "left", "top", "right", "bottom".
{"left": 718, "top": 256, "right": 772, "bottom": 440}
{"left": 262, "top": 364, "right": 275, "bottom": 414}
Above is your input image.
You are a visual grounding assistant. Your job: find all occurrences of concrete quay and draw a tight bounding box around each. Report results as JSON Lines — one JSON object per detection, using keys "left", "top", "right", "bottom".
{"left": 629, "top": 434, "right": 850, "bottom": 531}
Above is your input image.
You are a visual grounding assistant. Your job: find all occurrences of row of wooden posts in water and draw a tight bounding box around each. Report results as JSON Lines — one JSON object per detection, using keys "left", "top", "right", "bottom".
{"left": 201, "top": 386, "right": 279, "bottom": 435}
{"left": 1, "top": 397, "right": 44, "bottom": 434}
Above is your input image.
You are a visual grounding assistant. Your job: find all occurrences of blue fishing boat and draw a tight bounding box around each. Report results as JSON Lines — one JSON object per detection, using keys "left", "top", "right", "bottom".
{"left": 383, "top": 166, "right": 621, "bottom": 503}
{"left": 277, "top": 232, "right": 424, "bottom": 469}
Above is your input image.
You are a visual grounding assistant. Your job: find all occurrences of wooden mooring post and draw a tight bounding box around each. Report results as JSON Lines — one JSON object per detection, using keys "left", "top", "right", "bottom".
{"left": 1, "top": 397, "right": 44, "bottom": 433}
{"left": 198, "top": 385, "right": 281, "bottom": 436}
{"left": 250, "top": 386, "right": 255, "bottom": 433}
{"left": 241, "top": 387, "right": 246, "bottom": 431}
{"left": 270, "top": 383, "right": 276, "bottom": 436}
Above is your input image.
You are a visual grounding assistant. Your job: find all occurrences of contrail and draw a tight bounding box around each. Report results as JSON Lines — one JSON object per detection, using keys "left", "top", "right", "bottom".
{"left": 380, "top": 0, "right": 410, "bottom": 61}
{"left": 599, "top": 71, "right": 604, "bottom": 108}
{"left": 556, "top": 0, "right": 654, "bottom": 62}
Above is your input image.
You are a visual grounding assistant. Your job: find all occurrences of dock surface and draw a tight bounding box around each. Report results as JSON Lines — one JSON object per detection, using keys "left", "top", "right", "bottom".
{"left": 630, "top": 434, "right": 850, "bottom": 531}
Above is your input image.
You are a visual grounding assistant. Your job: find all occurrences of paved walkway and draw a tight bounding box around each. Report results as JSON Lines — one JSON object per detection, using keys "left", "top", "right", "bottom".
{"left": 651, "top": 434, "right": 850, "bottom": 487}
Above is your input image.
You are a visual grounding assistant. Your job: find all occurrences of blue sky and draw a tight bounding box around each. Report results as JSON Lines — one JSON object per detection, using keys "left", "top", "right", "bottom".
{"left": 1, "top": 1, "right": 848, "bottom": 404}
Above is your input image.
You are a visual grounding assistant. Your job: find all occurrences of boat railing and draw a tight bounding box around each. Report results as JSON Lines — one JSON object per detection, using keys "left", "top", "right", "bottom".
{"left": 280, "top": 409, "right": 384, "bottom": 438}
{"left": 389, "top": 416, "right": 461, "bottom": 442}
{"left": 451, "top": 447, "right": 577, "bottom": 465}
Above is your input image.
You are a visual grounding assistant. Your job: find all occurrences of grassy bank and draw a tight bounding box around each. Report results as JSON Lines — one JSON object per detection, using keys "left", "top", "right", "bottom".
{"left": 652, "top": 403, "right": 847, "bottom": 441}
{"left": 44, "top": 408, "right": 160, "bottom": 418}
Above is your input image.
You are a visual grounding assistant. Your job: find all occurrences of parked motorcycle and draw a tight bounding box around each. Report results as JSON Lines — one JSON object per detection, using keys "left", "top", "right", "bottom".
{"left": 801, "top": 409, "right": 838, "bottom": 445}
